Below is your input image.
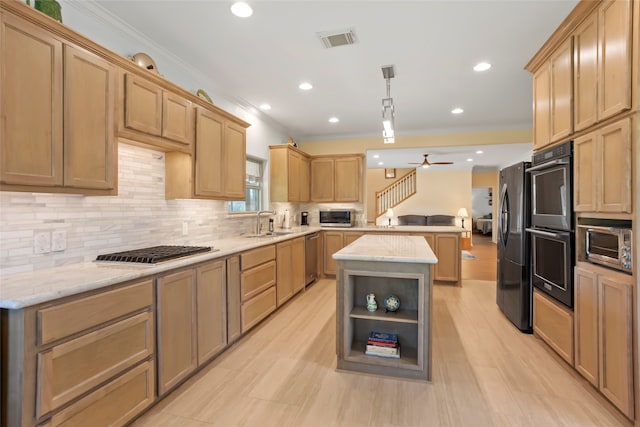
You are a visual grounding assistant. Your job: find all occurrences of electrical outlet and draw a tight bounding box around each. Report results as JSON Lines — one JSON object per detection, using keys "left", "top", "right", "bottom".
{"left": 34, "top": 231, "right": 51, "bottom": 254}
{"left": 51, "top": 230, "right": 67, "bottom": 252}
{"left": 182, "top": 221, "right": 189, "bottom": 236}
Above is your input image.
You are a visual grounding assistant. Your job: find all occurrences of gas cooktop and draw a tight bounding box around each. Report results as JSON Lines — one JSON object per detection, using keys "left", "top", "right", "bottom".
{"left": 96, "top": 245, "right": 212, "bottom": 264}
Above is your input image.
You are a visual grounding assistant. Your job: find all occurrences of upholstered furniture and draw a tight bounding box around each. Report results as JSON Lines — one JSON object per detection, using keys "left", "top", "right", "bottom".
{"left": 397, "top": 215, "right": 456, "bottom": 226}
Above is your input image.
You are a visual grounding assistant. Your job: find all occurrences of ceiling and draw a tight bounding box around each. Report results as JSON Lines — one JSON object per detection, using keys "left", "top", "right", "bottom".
{"left": 92, "top": 0, "right": 578, "bottom": 169}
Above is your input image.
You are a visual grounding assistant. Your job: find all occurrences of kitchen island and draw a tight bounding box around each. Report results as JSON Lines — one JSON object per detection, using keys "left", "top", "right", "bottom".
{"left": 333, "top": 234, "right": 436, "bottom": 381}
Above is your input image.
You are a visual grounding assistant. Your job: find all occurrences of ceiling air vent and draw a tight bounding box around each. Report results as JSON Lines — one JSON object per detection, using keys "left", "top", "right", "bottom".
{"left": 317, "top": 29, "right": 358, "bottom": 49}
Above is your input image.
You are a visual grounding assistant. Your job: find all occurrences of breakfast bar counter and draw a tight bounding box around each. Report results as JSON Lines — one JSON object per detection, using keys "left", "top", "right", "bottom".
{"left": 333, "top": 234, "right": 436, "bottom": 381}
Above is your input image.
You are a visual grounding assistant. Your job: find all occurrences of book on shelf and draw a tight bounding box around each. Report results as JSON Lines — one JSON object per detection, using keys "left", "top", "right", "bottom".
{"left": 367, "top": 339, "right": 398, "bottom": 347}
{"left": 365, "top": 344, "right": 399, "bottom": 355}
{"left": 365, "top": 346, "right": 401, "bottom": 359}
{"left": 368, "top": 331, "right": 398, "bottom": 344}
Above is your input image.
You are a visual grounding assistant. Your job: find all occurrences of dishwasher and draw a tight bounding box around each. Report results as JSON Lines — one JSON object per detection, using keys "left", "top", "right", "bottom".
{"left": 305, "top": 232, "right": 319, "bottom": 285}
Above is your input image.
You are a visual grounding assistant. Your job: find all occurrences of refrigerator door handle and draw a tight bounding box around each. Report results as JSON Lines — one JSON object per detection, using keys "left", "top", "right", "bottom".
{"left": 499, "top": 183, "right": 509, "bottom": 245}
{"left": 525, "top": 227, "right": 561, "bottom": 238}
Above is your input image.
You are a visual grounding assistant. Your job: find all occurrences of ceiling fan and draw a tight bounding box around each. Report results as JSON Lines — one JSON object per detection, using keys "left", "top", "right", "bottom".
{"left": 409, "top": 153, "right": 454, "bottom": 168}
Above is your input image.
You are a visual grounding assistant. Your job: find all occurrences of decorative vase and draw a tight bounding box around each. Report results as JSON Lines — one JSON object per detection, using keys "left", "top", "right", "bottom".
{"left": 35, "top": 0, "right": 62, "bottom": 22}
{"left": 366, "top": 293, "right": 377, "bottom": 312}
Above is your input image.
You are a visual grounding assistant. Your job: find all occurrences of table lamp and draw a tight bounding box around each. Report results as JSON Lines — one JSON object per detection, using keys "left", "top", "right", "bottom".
{"left": 457, "top": 208, "right": 469, "bottom": 229}
{"left": 386, "top": 208, "right": 394, "bottom": 226}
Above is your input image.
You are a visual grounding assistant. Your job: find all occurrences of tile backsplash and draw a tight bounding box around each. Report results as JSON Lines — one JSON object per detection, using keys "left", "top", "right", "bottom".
{"left": 0, "top": 143, "right": 257, "bottom": 276}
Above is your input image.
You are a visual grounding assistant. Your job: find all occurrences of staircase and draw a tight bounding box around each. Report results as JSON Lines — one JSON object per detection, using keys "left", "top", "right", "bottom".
{"left": 375, "top": 169, "right": 417, "bottom": 219}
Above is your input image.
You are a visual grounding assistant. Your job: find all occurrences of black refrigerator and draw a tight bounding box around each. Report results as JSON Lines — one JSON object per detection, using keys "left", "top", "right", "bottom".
{"left": 497, "top": 161, "right": 532, "bottom": 332}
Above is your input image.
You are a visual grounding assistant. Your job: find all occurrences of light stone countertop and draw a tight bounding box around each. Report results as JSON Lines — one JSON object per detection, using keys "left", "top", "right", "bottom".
{"left": 332, "top": 234, "right": 437, "bottom": 264}
{"left": 0, "top": 224, "right": 459, "bottom": 309}
{"left": 0, "top": 227, "right": 321, "bottom": 309}
{"left": 321, "top": 225, "right": 465, "bottom": 233}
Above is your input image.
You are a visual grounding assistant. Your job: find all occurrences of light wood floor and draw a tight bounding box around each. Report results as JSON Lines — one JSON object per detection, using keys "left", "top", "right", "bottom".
{"left": 133, "top": 254, "right": 631, "bottom": 426}
{"left": 463, "top": 233, "right": 497, "bottom": 282}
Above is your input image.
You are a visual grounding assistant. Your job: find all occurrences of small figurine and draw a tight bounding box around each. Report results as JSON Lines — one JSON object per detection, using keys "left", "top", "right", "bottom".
{"left": 287, "top": 137, "right": 298, "bottom": 147}
{"left": 383, "top": 295, "right": 401, "bottom": 312}
{"left": 366, "top": 293, "right": 378, "bottom": 312}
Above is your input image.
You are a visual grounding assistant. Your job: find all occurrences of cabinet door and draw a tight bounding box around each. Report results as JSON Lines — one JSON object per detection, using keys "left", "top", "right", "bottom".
{"left": 299, "top": 156, "right": 310, "bottom": 202}
{"left": 598, "top": 275, "right": 633, "bottom": 419}
{"left": 157, "top": 269, "right": 197, "bottom": 396}
{"left": 311, "top": 158, "right": 335, "bottom": 202}
{"left": 335, "top": 157, "right": 360, "bottom": 202}
{"left": 323, "top": 231, "right": 343, "bottom": 275}
{"left": 63, "top": 45, "right": 116, "bottom": 190}
{"left": 226, "top": 256, "right": 242, "bottom": 343}
{"left": 549, "top": 38, "right": 572, "bottom": 143}
{"left": 196, "top": 260, "right": 227, "bottom": 366}
{"left": 343, "top": 231, "right": 364, "bottom": 246}
{"left": 162, "top": 91, "right": 193, "bottom": 146}
{"left": 434, "top": 234, "right": 460, "bottom": 282}
{"left": 292, "top": 237, "right": 306, "bottom": 293}
{"left": 574, "top": 266, "right": 599, "bottom": 387}
{"left": 0, "top": 14, "right": 63, "bottom": 186}
{"left": 598, "top": 118, "right": 631, "bottom": 213}
{"left": 573, "top": 132, "right": 597, "bottom": 212}
{"left": 573, "top": 14, "right": 598, "bottom": 131}
{"left": 532, "top": 65, "right": 550, "bottom": 151}
{"left": 287, "top": 151, "right": 300, "bottom": 202}
{"left": 194, "top": 107, "right": 224, "bottom": 197}
{"left": 597, "top": 0, "right": 631, "bottom": 121}
{"left": 276, "top": 240, "right": 294, "bottom": 306}
{"left": 224, "top": 121, "right": 246, "bottom": 199}
{"left": 123, "top": 73, "right": 162, "bottom": 136}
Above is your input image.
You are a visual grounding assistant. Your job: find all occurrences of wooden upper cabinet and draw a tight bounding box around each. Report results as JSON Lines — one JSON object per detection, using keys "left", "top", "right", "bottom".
{"left": 334, "top": 157, "right": 361, "bottom": 202}
{"left": 162, "top": 91, "right": 193, "bottom": 145}
{"left": 533, "top": 39, "right": 572, "bottom": 151}
{"left": 573, "top": 13, "right": 598, "bottom": 131}
{"left": 533, "top": 66, "right": 551, "bottom": 150}
{"left": 574, "top": 118, "right": 631, "bottom": 213}
{"left": 598, "top": 0, "right": 632, "bottom": 121}
{"left": 194, "top": 107, "right": 225, "bottom": 197}
{"left": 311, "top": 158, "right": 335, "bottom": 202}
{"left": 549, "top": 38, "right": 573, "bottom": 142}
{"left": 124, "top": 73, "right": 162, "bottom": 136}
{"left": 311, "top": 155, "right": 362, "bottom": 202}
{"left": 224, "top": 120, "right": 246, "bottom": 200}
{"left": 63, "top": 44, "right": 116, "bottom": 190}
{"left": 0, "top": 13, "right": 63, "bottom": 187}
{"left": 122, "top": 72, "right": 194, "bottom": 152}
{"left": 269, "top": 145, "right": 310, "bottom": 202}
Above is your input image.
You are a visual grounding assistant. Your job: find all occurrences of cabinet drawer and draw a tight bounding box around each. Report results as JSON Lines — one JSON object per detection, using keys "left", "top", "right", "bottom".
{"left": 46, "top": 360, "right": 155, "bottom": 427}
{"left": 37, "top": 311, "right": 154, "bottom": 417}
{"left": 533, "top": 290, "right": 574, "bottom": 365}
{"left": 241, "top": 286, "right": 276, "bottom": 333}
{"left": 241, "top": 245, "right": 275, "bottom": 271}
{"left": 241, "top": 260, "right": 276, "bottom": 301}
{"left": 38, "top": 280, "right": 153, "bottom": 346}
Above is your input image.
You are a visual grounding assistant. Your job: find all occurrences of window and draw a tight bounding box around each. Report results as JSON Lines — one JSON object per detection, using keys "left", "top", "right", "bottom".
{"left": 228, "top": 157, "right": 263, "bottom": 213}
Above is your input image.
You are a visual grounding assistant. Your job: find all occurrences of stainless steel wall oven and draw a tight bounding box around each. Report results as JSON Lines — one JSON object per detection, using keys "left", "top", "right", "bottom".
{"left": 526, "top": 140, "right": 574, "bottom": 309}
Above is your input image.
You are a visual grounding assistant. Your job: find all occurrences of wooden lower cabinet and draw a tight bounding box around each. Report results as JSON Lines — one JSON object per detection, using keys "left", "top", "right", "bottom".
{"left": 46, "top": 360, "right": 155, "bottom": 427}
{"left": 323, "top": 231, "right": 344, "bottom": 275}
{"left": 226, "top": 256, "right": 242, "bottom": 343}
{"left": 156, "top": 269, "right": 197, "bottom": 396}
{"left": 240, "top": 246, "right": 277, "bottom": 333}
{"left": 574, "top": 263, "right": 634, "bottom": 419}
{"left": 433, "top": 234, "right": 460, "bottom": 282}
{"left": 196, "top": 260, "right": 228, "bottom": 365}
{"left": 276, "top": 237, "right": 306, "bottom": 306}
{"left": 533, "top": 289, "right": 574, "bottom": 366}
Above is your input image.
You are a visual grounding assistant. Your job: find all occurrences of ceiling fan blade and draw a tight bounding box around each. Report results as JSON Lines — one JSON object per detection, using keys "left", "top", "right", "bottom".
{"left": 408, "top": 162, "right": 423, "bottom": 165}
{"left": 430, "top": 161, "right": 454, "bottom": 165}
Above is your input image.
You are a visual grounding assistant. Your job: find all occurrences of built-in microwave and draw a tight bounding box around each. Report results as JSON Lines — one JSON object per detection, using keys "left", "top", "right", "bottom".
{"left": 319, "top": 210, "right": 356, "bottom": 227}
{"left": 579, "top": 225, "right": 633, "bottom": 274}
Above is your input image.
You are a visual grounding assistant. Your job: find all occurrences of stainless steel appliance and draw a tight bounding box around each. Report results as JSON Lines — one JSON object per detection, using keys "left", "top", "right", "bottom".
{"left": 526, "top": 228, "right": 573, "bottom": 307}
{"left": 497, "top": 161, "right": 532, "bottom": 332}
{"left": 319, "top": 209, "right": 355, "bottom": 227}
{"left": 96, "top": 245, "right": 212, "bottom": 263}
{"left": 305, "top": 232, "right": 319, "bottom": 285}
{"left": 301, "top": 211, "right": 309, "bottom": 226}
{"left": 528, "top": 141, "right": 573, "bottom": 231}
{"left": 579, "top": 224, "right": 633, "bottom": 274}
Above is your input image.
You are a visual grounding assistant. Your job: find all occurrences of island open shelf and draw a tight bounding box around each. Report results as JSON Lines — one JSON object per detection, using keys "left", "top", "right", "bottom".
{"left": 333, "top": 234, "right": 435, "bottom": 381}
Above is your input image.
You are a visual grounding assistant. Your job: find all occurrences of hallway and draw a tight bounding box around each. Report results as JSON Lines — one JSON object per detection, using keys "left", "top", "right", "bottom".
{"left": 462, "top": 233, "right": 497, "bottom": 282}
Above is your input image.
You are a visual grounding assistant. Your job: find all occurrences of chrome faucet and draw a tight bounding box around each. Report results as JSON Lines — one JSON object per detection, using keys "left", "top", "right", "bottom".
{"left": 255, "top": 210, "right": 274, "bottom": 235}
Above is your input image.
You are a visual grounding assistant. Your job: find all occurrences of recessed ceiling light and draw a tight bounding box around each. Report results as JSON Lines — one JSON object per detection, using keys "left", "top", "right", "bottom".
{"left": 230, "top": 2, "right": 253, "bottom": 17}
{"left": 329, "top": 117, "right": 339, "bottom": 123}
{"left": 475, "top": 150, "right": 484, "bottom": 154}
{"left": 451, "top": 108, "right": 464, "bottom": 114}
{"left": 474, "top": 62, "right": 491, "bottom": 72}
{"left": 466, "top": 158, "right": 473, "bottom": 162}
{"left": 299, "top": 82, "right": 313, "bottom": 91}
{"left": 373, "top": 154, "right": 380, "bottom": 159}
{"left": 259, "top": 103, "right": 271, "bottom": 110}
{"left": 378, "top": 161, "right": 384, "bottom": 166}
